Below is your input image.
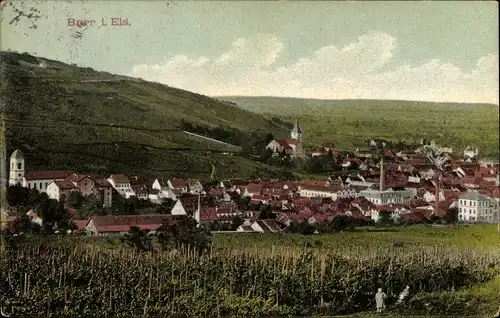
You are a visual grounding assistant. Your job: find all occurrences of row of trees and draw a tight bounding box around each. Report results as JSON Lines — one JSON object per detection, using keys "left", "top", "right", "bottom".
{"left": 121, "top": 215, "right": 212, "bottom": 254}
{"left": 285, "top": 215, "right": 373, "bottom": 234}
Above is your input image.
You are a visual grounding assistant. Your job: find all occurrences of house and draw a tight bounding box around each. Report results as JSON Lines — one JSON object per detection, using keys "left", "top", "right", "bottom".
{"left": 266, "top": 119, "right": 306, "bottom": 158}
{"left": 458, "top": 190, "right": 499, "bottom": 223}
{"left": 219, "top": 180, "right": 234, "bottom": 191}
{"left": 236, "top": 219, "right": 282, "bottom": 233}
{"left": 167, "top": 178, "right": 204, "bottom": 195}
{"left": 359, "top": 188, "right": 414, "bottom": 205}
{"left": 151, "top": 178, "right": 178, "bottom": 200}
{"left": 26, "top": 209, "right": 43, "bottom": 227}
{"left": 298, "top": 184, "right": 340, "bottom": 200}
{"left": 463, "top": 146, "right": 479, "bottom": 159}
{"left": 23, "top": 170, "right": 74, "bottom": 193}
{"left": 94, "top": 178, "right": 113, "bottom": 208}
{"left": 147, "top": 189, "right": 162, "bottom": 204}
{"left": 131, "top": 184, "right": 149, "bottom": 200}
{"left": 170, "top": 199, "right": 188, "bottom": 216}
{"left": 46, "top": 180, "right": 78, "bottom": 201}
{"left": 107, "top": 174, "right": 135, "bottom": 198}
{"left": 64, "top": 173, "right": 96, "bottom": 196}
{"left": 243, "top": 183, "right": 263, "bottom": 197}
{"left": 85, "top": 214, "right": 170, "bottom": 236}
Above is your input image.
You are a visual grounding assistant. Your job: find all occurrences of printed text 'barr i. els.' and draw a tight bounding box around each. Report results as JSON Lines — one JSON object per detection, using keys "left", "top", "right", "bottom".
{"left": 68, "top": 17, "right": 130, "bottom": 27}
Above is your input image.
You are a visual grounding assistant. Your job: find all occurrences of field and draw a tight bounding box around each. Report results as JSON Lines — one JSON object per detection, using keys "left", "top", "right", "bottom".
{"left": 224, "top": 96, "right": 500, "bottom": 160}
{"left": 1, "top": 224, "right": 499, "bottom": 317}
{"left": 0, "top": 52, "right": 289, "bottom": 181}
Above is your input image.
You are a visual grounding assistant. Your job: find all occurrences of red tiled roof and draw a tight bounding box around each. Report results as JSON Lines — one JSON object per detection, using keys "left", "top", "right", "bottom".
{"left": 400, "top": 211, "right": 429, "bottom": 223}
{"left": 25, "top": 170, "right": 74, "bottom": 181}
{"left": 95, "top": 178, "right": 112, "bottom": 187}
{"left": 169, "top": 179, "right": 188, "bottom": 188}
{"left": 54, "top": 180, "right": 78, "bottom": 190}
{"left": 65, "top": 173, "right": 93, "bottom": 183}
{"left": 72, "top": 219, "right": 89, "bottom": 231}
{"left": 300, "top": 184, "right": 340, "bottom": 192}
{"left": 131, "top": 184, "right": 148, "bottom": 195}
{"left": 89, "top": 214, "right": 170, "bottom": 233}
{"left": 107, "top": 174, "right": 130, "bottom": 184}
{"left": 246, "top": 183, "right": 263, "bottom": 194}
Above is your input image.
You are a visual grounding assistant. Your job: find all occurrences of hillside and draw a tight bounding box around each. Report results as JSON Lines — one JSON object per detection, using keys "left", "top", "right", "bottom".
{"left": 222, "top": 96, "right": 500, "bottom": 159}
{"left": 0, "top": 52, "right": 290, "bottom": 180}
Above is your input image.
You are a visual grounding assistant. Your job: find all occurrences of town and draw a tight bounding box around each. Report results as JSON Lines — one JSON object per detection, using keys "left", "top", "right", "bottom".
{"left": 4, "top": 128, "right": 499, "bottom": 236}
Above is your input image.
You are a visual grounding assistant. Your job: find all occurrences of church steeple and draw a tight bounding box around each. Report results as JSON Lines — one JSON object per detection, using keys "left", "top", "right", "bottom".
{"left": 290, "top": 118, "right": 302, "bottom": 141}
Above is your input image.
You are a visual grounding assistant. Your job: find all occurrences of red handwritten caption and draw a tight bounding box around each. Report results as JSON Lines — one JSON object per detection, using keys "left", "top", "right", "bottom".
{"left": 67, "top": 17, "right": 130, "bottom": 27}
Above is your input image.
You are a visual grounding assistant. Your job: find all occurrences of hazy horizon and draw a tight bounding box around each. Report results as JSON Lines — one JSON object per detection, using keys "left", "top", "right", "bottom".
{"left": 1, "top": 1, "right": 498, "bottom": 104}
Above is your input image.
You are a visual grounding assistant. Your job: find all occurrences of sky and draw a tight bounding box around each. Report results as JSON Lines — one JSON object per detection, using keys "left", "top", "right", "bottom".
{"left": 1, "top": 0, "right": 498, "bottom": 104}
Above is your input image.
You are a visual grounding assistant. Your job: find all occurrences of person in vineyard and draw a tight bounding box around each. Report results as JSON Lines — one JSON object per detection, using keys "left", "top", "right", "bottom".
{"left": 396, "top": 285, "right": 410, "bottom": 305}
{"left": 375, "top": 288, "right": 387, "bottom": 313}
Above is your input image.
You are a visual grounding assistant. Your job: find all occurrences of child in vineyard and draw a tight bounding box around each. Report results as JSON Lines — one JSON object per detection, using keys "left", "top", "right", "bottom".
{"left": 375, "top": 288, "right": 387, "bottom": 313}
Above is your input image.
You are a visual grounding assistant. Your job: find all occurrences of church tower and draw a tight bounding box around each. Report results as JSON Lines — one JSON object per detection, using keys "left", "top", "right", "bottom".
{"left": 290, "top": 118, "right": 303, "bottom": 141}
{"left": 9, "top": 149, "right": 25, "bottom": 186}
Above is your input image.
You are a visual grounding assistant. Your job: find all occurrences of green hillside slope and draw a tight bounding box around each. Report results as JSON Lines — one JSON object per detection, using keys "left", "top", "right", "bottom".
{"left": 223, "top": 96, "right": 500, "bottom": 159}
{"left": 1, "top": 52, "right": 289, "bottom": 180}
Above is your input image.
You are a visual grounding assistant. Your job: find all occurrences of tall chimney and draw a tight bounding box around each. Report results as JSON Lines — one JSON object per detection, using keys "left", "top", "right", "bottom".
{"left": 435, "top": 171, "right": 440, "bottom": 216}
{"left": 194, "top": 192, "right": 201, "bottom": 225}
{"left": 379, "top": 156, "right": 384, "bottom": 192}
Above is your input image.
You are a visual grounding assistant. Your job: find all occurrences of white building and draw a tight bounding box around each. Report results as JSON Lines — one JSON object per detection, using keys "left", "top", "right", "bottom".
{"left": 152, "top": 178, "right": 178, "bottom": 200}
{"left": 9, "top": 149, "right": 75, "bottom": 192}
{"left": 9, "top": 149, "right": 25, "bottom": 186}
{"left": 266, "top": 119, "right": 306, "bottom": 158}
{"left": 167, "top": 178, "right": 204, "bottom": 195}
{"left": 170, "top": 199, "right": 187, "bottom": 215}
{"left": 47, "top": 180, "right": 78, "bottom": 201}
{"left": 107, "top": 174, "right": 135, "bottom": 198}
{"left": 24, "top": 170, "right": 74, "bottom": 193}
{"left": 463, "top": 146, "right": 479, "bottom": 159}
{"left": 298, "top": 185, "right": 339, "bottom": 199}
{"left": 458, "top": 190, "right": 499, "bottom": 223}
{"left": 359, "top": 188, "right": 414, "bottom": 205}
{"left": 298, "top": 185, "right": 357, "bottom": 200}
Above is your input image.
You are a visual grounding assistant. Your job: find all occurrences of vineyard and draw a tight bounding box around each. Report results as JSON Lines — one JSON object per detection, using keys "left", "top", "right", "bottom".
{"left": 1, "top": 226, "right": 499, "bottom": 317}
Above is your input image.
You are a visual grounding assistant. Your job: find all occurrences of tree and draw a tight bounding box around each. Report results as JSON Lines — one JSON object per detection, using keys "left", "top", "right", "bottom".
{"left": 258, "top": 204, "right": 276, "bottom": 220}
{"left": 78, "top": 195, "right": 102, "bottom": 218}
{"left": 442, "top": 207, "right": 459, "bottom": 224}
{"left": 202, "top": 179, "right": 220, "bottom": 189}
{"left": 156, "top": 215, "right": 212, "bottom": 255}
{"left": 156, "top": 199, "right": 175, "bottom": 214}
{"left": 120, "top": 226, "right": 153, "bottom": 252}
{"left": 6, "top": 185, "right": 30, "bottom": 207}
{"left": 67, "top": 191, "right": 85, "bottom": 208}
{"left": 330, "top": 215, "right": 355, "bottom": 232}
{"left": 306, "top": 156, "right": 325, "bottom": 174}
{"left": 285, "top": 221, "right": 316, "bottom": 235}
{"left": 230, "top": 216, "right": 244, "bottom": 231}
{"left": 377, "top": 213, "right": 393, "bottom": 226}
{"left": 36, "top": 196, "right": 71, "bottom": 232}
{"left": 13, "top": 213, "right": 41, "bottom": 234}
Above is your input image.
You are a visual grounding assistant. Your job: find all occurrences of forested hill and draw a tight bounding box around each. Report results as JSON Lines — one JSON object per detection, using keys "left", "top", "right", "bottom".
{"left": 0, "top": 52, "right": 289, "bottom": 180}
{"left": 222, "top": 96, "right": 499, "bottom": 159}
